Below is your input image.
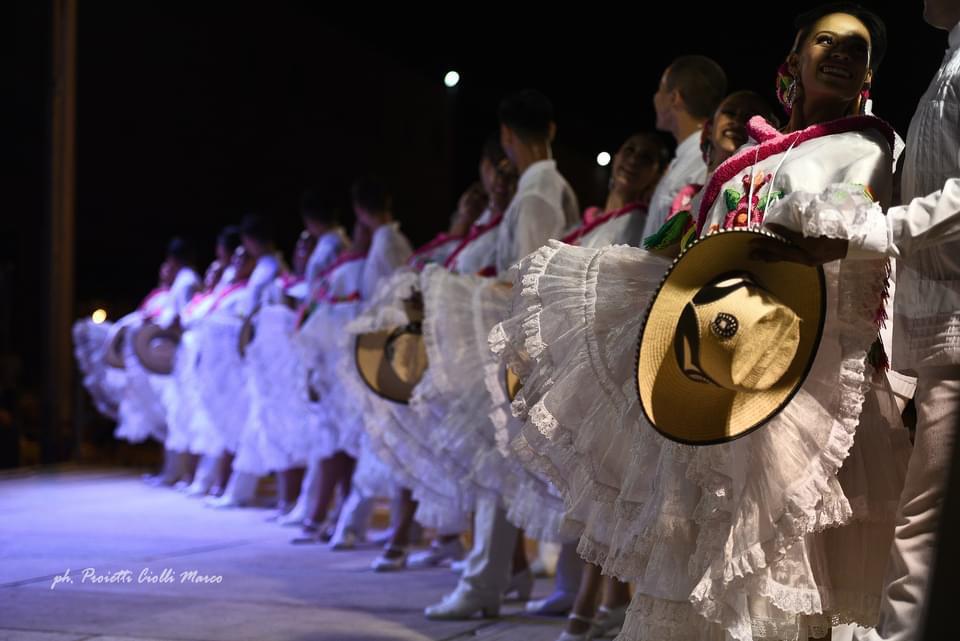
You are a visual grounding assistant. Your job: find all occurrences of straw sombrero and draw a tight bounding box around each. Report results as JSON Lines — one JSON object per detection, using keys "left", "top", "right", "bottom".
{"left": 505, "top": 366, "right": 522, "bottom": 402}
{"left": 132, "top": 321, "right": 182, "bottom": 375}
{"left": 104, "top": 325, "right": 128, "bottom": 369}
{"left": 636, "top": 227, "right": 826, "bottom": 445}
{"left": 355, "top": 293, "right": 428, "bottom": 403}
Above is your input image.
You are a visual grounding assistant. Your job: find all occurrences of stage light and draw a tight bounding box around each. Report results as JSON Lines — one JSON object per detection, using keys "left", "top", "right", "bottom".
{"left": 444, "top": 71, "right": 460, "bottom": 88}
{"left": 91, "top": 309, "right": 107, "bottom": 324}
{"left": 596, "top": 152, "right": 611, "bottom": 167}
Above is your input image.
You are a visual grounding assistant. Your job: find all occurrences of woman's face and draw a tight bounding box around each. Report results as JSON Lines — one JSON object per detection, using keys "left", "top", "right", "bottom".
{"left": 611, "top": 135, "right": 663, "bottom": 198}
{"left": 293, "top": 231, "right": 317, "bottom": 276}
{"left": 710, "top": 94, "right": 761, "bottom": 158}
{"left": 451, "top": 182, "right": 488, "bottom": 236}
{"left": 158, "top": 260, "right": 175, "bottom": 287}
{"left": 791, "top": 13, "right": 872, "bottom": 108}
{"left": 215, "top": 241, "right": 232, "bottom": 265}
{"left": 231, "top": 247, "right": 255, "bottom": 281}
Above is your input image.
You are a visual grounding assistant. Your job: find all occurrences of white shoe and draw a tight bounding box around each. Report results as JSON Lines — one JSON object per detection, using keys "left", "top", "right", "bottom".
{"left": 591, "top": 605, "right": 626, "bottom": 638}
{"left": 184, "top": 479, "right": 212, "bottom": 498}
{"left": 204, "top": 494, "right": 249, "bottom": 509}
{"left": 278, "top": 505, "right": 308, "bottom": 526}
{"left": 525, "top": 590, "right": 576, "bottom": 616}
{"left": 328, "top": 528, "right": 359, "bottom": 551}
{"left": 424, "top": 585, "right": 501, "bottom": 620}
{"left": 408, "top": 538, "right": 466, "bottom": 569}
{"left": 371, "top": 547, "right": 408, "bottom": 572}
{"left": 450, "top": 558, "right": 468, "bottom": 574}
{"left": 555, "top": 613, "right": 595, "bottom": 641}
{"left": 504, "top": 568, "right": 534, "bottom": 601}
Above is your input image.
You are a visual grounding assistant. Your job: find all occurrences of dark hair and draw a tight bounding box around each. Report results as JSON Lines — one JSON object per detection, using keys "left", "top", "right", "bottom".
{"left": 216, "top": 225, "right": 242, "bottom": 254}
{"left": 498, "top": 89, "right": 554, "bottom": 142}
{"left": 166, "top": 236, "right": 195, "bottom": 264}
{"left": 721, "top": 90, "right": 782, "bottom": 128}
{"left": 240, "top": 213, "right": 274, "bottom": 245}
{"left": 481, "top": 136, "right": 507, "bottom": 165}
{"left": 628, "top": 131, "right": 674, "bottom": 172}
{"left": 351, "top": 176, "right": 392, "bottom": 213}
{"left": 664, "top": 56, "right": 728, "bottom": 120}
{"left": 300, "top": 189, "right": 339, "bottom": 225}
{"left": 793, "top": 2, "right": 886, "bottom": 72}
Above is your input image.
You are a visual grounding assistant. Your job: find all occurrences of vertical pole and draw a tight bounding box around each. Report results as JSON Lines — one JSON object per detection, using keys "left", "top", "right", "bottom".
{"left": 45, "top": 0, "right": 77, "bottom": 463}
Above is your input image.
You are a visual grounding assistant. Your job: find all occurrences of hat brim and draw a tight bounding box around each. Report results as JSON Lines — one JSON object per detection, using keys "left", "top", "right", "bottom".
{"left": 637, "top": 228, "right": 826, "bottom": 445}
{"left": 133, "top": 322, "right": 181, "bottom": 376}
{"left": 505, "top": 366, "right": 522, "bottom": 402}
{"left": 355, "top": 326, "right": 428, "bottom": 404}
{"left": 105, "top": 325, "right": 127, "bottom": 369}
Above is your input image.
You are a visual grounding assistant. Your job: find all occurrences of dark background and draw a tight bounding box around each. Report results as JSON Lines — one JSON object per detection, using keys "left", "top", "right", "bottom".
{"left": 9, "top": 1, "right": 947, "bottom": 460}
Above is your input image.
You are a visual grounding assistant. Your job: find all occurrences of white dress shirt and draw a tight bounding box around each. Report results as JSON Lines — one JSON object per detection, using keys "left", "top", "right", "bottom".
{"left": 361, "top": 222, "right": 414, "bottom": 301}
{"left": 156, "top": 267, "right": 200, "bottom": 328}
{"left": 637, "top": 129, "right": 708, "bottom": 244}
{"left": 494, "top": 159, "right": 580, "bottom": 275}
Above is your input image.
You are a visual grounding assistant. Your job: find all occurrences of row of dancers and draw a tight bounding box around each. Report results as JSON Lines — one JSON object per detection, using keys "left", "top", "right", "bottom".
{"left": 74, "top": 3, "right": 960, "bottom": 640}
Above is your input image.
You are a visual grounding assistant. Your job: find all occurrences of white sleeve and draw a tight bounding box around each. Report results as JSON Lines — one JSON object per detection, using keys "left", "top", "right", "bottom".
{"left": 362, "top": 228, "right": 412, "bottom": 300}
{"left": 245, "top": 259, "right": 279, "bottom": 315}
{"left": 845, "top": 179, "right": 960, "bottom": 258}
{"left": 500, "top": 194, "right": 565, "bottom": 272}
{"left": 762, "top": 134, "right": 899, "bottom": 258}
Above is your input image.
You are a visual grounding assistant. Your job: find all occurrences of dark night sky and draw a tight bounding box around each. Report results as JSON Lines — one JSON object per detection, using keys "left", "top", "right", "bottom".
{"left": 10, "top": 1, "right": 950, "bottom": 392}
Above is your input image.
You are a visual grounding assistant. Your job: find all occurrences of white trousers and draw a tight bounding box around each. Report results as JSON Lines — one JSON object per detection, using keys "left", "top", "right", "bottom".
{"left": 459, "top": 493, "right": 518, "bottom": 599}
{"left": 858, "top": 366, "right": 960, "bottom": 640}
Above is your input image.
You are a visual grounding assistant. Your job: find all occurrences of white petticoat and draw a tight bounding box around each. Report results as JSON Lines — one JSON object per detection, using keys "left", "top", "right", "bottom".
{"left": 343, "top": 276, "right": 472, "bottom": 532}
{"left": 232, "top": 305, "right": 312, "bottom": 474}
{"left": 162, "top": 329, "right": 214, "bottom": 452}
{"left": 296, "top": 299, "right": 366, "bottom": 458}
{"left": 413, "top": 265, "right": 566, "bottom": 539}
{"left": 72, "top": 318, "right": 126, "bottom": 420}
{"left": 491, "top": 241, "right": 907, "bottom": 640}
{"left": 115, "top": 317, "right": 169, "bottom": 444}
{"left": 189, "top": 314, "right": 251, "bottom": 456}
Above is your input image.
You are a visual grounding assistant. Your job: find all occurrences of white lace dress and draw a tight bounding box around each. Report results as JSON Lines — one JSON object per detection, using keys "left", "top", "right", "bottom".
{"left": 490, "top": 116, "right": 911, "bottom": 641}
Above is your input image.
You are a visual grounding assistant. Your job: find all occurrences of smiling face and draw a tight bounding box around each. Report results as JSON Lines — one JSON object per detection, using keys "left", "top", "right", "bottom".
{"left": 790, "top": 12, "right": 873, "bottom": 111}
{"left": 230, "top": 247, "right": 256, "bottom": 281}
{"left": 610, "top": 135, "right": 663, "bottom": 201}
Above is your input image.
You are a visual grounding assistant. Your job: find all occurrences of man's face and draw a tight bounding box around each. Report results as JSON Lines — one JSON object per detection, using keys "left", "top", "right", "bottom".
{"left": 653, "top": 68, "right": 675, "bottom": 131}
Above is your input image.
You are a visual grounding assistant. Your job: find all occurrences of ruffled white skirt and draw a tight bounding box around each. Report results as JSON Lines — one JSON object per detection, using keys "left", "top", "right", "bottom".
{"left": 233, "top": 305, "right": 312, "bottom": 474}
{"left": 296, "top": 300, "right": 366, "bottom": 458}
{"left": 490, "top": 241, "right": 907, "bottom": 640}
{"left": 189, "top": 314, "right": 250, "bottom": 456}
{"left": 115, "top": 317, "right": 170, "bottom": 444}
{"left": 414, "top": 265, "right": 566, "bottom": 539}
{"left": 72, "top": 318, "right": 126, "bottom": 420}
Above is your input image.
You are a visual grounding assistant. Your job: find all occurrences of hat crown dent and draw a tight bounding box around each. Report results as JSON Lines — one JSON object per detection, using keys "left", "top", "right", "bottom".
{"left": 693, "top": 280, "right": 801, "bottom": 392}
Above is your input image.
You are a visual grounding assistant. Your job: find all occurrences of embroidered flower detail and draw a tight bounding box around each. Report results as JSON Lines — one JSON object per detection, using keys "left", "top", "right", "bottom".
{"left": 722, "top": 172, "right": 784, "bottom": 229}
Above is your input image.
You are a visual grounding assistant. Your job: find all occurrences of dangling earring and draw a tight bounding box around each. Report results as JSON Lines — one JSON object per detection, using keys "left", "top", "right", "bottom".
{"left": 776, "top": 62, "right": 798, "bottom": 116}
{"left": 858, "top": 85, "right": 872, "bottom": 115}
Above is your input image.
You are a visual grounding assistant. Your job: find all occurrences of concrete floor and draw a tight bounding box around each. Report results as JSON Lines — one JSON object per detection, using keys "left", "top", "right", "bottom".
{"left": 0, "top": 467, "right": 568, "bottom": 641}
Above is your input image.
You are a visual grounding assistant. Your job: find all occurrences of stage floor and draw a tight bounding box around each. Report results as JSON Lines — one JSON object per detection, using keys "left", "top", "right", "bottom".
{"left": 0, "top": 467, "right": 568, "bottom": 641}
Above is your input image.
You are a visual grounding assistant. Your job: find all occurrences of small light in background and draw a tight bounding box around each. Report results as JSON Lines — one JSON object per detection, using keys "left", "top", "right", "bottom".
{"left": 596, "top": 151, "right": 611, "bottom": 167}
{"left": 91, "top": 309, "right": 107, "bottom": 324}
{"left": 444, "top": 70, "right": 460, "bottom": 88}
